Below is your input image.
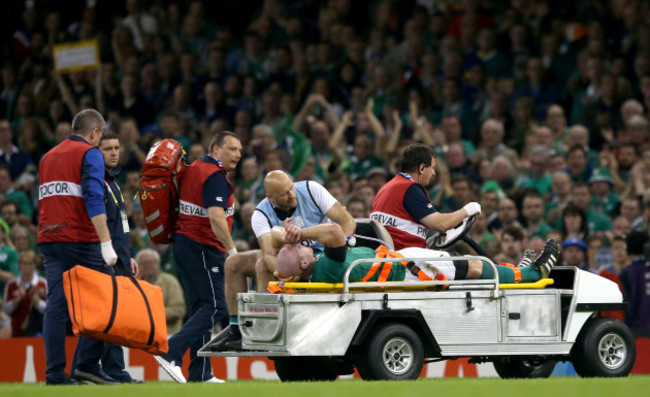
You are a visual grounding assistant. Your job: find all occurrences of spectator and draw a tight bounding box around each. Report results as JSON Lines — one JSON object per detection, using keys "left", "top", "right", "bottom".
{"left": 522, "top": 190, "right": 553, "bottom": 239}
{"left": 588, "top": 167, "right": 619, "bottom": 218}
{"left": 469, "top": 211, "right": 496, "bottom": 249}
{"left": 561, "top": 237, "right": 588, "bottom": 269}
{"left": 500, "top": 226, "right": 526, "bottom": 264}
{"left": 136, "top": 248, "right": 185, "bottom": 335}
{"left": 0, "top": 221, "right": 18, "bottom": 293}
{"left": 493, "top": 197, "right": 521, "bottom": 236}
{"left": 474, "top": 119, "right": 518, "bottom": 166}
{"left": 0, "top": 165, "right": 31, "bottom": 219}
{"left": 0, "top": 119, "right": 34, "bottom": 181}
{"left": 2, "top": 250, "right": 46, "bottom": 337}
{"left": 10, "top": 226, "right": 33, "bottom": 254}
{"left": 560, "top": 204, "right": 590, "bottom": 241}
{"left": 346, "top": 196, "right": 368, "bottom": 219}
{"left": 517, "top": 146, "right": 552, "bottom": 195}
{"left": 546, "top": 171, "right": 573, "bottom": 226}
{"left": 611, "top": 235, "right": 629, "bottom": 275}
{"left": 611, "top": 216, "right": 632, "bottom": 238}
{"left": 620, "top": 197, "right": 643, "bottom": 230}
{"left": 620, "top": 231, "right": 650, "bottom": 328}
{"left": 570, "top": 183, "right": 612, "bottom": 233}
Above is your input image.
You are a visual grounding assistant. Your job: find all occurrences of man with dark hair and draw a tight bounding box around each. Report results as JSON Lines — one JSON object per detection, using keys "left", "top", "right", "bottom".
{"left": 522, "top": 190, "right": 552, "bottom": 239}
{"left": 620, "top": 231, "right": 650, "bottom": 328}
{"left": 500, "top": 226, "right": 526, "bottom": 264}
{"left": 371, "top": 144, "right": 481, "bottom": 250}
{"left": 154, "top": 131, "right": 242, "bottom": 383}
{"left": 38, "top": 108, "right": 118, "bottom": 385}
{"left": 70, "top": 130, "right": 142, "bottom": 383}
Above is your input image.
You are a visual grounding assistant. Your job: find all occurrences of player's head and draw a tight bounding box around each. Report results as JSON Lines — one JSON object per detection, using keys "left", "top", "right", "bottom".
{"left": 276, "top": 244, "right": 315, "bottom": 280}
{"left": 264, "top": 170, "right": 297, "bottom": 211}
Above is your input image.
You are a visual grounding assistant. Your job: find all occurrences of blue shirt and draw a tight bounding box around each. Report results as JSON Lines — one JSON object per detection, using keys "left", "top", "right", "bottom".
{"left": 201, "top": 155, "right": 231, "bottom": 209}
{"left": 403, "top": 183, "right": 438, "bottom": 220}
{"left": 69, "top": 135, "right": 105, "bottom": 218}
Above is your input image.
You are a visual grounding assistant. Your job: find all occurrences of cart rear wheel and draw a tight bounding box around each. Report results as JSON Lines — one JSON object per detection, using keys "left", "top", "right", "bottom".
{"left": 356, "top": 323, "right": 424, "bottom": 380}
{"left": 493, "top": 356, "right": 556, "bottom": 378}
{"left": 272, "top": 357, "right": 338, "bottom": 382}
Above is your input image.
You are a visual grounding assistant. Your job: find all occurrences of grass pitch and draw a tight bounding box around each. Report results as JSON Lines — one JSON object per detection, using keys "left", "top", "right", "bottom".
{"left": 2, "top": 376, "right": 650, "bottom": 397}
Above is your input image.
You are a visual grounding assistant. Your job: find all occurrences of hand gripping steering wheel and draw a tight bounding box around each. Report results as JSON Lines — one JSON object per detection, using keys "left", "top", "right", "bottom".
{"left": 426, "top": 214, "right": 477, "bottom": 250}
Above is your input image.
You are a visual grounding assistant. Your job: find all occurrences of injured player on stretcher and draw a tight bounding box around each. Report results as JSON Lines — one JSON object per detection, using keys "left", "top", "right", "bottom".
{"left": 273, "top": 220, "right": 559, "bottom": 285}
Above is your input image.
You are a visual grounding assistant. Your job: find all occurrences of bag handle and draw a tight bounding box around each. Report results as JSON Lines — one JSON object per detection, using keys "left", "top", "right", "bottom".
{"left": 104, "top": 260, "right": 156, "bottom": 346}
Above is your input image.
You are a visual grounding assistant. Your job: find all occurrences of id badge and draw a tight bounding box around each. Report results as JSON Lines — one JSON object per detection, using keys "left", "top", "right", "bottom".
{"left": 121, "top": 211, "right": 130, "bottom": 233}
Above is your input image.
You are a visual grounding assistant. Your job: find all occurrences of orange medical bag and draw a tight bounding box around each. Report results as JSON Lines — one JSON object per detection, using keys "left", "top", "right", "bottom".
{"left": 62, "top": 264, "right": 168, "bottom": 355}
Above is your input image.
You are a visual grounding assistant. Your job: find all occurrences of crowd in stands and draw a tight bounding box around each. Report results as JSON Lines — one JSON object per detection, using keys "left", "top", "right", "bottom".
{"left": 1, "top": 0, "right": 650, "bottom": 336}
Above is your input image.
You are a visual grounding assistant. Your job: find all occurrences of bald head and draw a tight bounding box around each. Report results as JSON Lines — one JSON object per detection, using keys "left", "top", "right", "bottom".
{"left": 276, "top": 244, "right": 315, "bottom": 280}
{"left": 264, "top": 170, "right": 297, "bottom": 211}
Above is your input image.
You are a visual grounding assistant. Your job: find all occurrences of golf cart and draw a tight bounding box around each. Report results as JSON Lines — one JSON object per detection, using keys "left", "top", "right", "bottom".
{"left": 198, "top": 216, "right": 636, "bottom": 381}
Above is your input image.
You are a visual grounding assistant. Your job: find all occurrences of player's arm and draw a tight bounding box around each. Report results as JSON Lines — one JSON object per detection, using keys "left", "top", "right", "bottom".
{"left": 325, "top": 202, "right": 356, "bottom": 237}
{"left": 308, "top": 181, "right": 356, "bottom": 236}
{"left": 270, "top": 222, "right": 346, "bottom": 249}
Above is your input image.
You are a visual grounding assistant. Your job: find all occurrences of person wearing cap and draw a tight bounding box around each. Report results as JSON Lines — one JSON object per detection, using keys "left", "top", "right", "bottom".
{"left": 371, "top": 144, "right": 482, "bottom": 250}
{"left": 588, "top": 167, "right": 620, "bottom": 218}
{"left": 561, "top": 237, "right": 588, "bottom": 269}
{"left": 620, "top": 231, "right": 650, "bottom": 328}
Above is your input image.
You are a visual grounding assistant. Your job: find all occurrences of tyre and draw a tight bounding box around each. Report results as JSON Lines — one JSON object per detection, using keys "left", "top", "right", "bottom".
{"left": 272, "top": 357, "right": 339, "bottom": 382}
{"left": 571, "top": 317, "right": 636, "bottom": 377}
{"left": 493, "top": 356, "right": 556, "bottom": 378}
{"left": 356, "top": 323, "right": 424, "bottom": 380}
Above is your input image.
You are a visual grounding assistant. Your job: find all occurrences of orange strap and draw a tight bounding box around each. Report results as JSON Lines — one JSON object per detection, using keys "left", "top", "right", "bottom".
{"left": 267, "top": 282, "right": 295, "bottom": 294}
{"left": 361, "top": 245, "right": 410, "bottom": 283}
{"left": 498, "top": 262, "right": 521, "bottom": 283}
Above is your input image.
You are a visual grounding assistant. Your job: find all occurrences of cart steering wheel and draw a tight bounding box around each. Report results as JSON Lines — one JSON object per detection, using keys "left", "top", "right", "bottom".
{"left": 426, "top": 214, "right": 477, "bottom": 250}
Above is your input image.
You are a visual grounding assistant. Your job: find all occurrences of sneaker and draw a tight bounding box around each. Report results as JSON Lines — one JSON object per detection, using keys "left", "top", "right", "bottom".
{"left": 73, "top": 368, "right": 119, "bottom": 385}
{"left": 518, "top": 248, "right": 536, "bottom": 268}
{"left": 154, "top": 356, "right": 187, "bottom": 383}
{"left": 203, "top": 376, "right": 226, "bottom": 383}
{"left": 209, "top": 327, "right": 241, "bottom": 352}
{"left": 533, "top": 239, "right": 559, "bottom": 279}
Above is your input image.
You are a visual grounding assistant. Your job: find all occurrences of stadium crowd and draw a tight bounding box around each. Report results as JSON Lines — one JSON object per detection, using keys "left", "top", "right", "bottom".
{"left": 1, "top": 0, "right": 650, "bottom": 337}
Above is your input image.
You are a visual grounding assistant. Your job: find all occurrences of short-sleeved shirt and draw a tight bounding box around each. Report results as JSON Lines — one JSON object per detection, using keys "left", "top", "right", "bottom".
{"left": 203, "top": 171, "right": 231, "bottom": 210}
{"left": 251, "top": 181, "right": 337, "bottom": 238}
{"left": 403, "top": 184, "right": 438, "bottom": 221}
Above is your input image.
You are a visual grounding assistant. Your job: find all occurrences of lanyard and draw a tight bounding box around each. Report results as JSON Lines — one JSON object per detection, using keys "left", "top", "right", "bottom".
{"left": 104, "top": 180, "right": 124, "bottom": 206}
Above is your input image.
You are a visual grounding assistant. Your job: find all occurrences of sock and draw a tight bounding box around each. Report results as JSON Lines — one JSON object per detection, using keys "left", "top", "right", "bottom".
{"left": 520, "top": 265, "right": 542, "bottom": 283}
{"left": 481, "top": 262, "right": 515, "bottom": 283}
{"left": 229, "top": 316, "right": 240, "bottom": 334}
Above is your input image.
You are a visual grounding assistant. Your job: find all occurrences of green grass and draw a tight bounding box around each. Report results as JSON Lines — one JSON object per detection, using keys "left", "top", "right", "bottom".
{"left": 2, "top": 376, "right": 650, "bottom": 397}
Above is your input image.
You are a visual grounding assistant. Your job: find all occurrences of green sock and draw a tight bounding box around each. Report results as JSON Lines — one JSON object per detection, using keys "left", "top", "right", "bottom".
{"left": 229, "top": 315, "right": 238, "bottom": 325}
{"left": 520, "top": 265, "right": 541, "bottom": 283}
{"left": 481, "top": 262, "right": 514, "bottom": 283}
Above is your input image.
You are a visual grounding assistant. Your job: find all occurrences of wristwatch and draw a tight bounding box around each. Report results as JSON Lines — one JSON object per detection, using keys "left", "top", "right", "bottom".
{"left": 346, "top": 236, "right": 356, "bottom": 247}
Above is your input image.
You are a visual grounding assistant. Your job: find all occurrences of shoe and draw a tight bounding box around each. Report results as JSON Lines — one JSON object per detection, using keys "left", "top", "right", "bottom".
{"left": 203, "top": 376, "right": 226, "bottom": 383}
{"left": 154, "top": 356, "right": 187, "bottom": 383}
{"left": 46, "top": 377, "right": 80, "bottom": 386}
{"left": 518, "top": 249, "right": 536, "bottom": 268}
{"left": 209, "top": 327, "right": 241, "bottom": 352}
{"left": 533, "top": 239, "right": 559, "bottom": 279}
{"left": 73, "top": 368, "right": 119, "bottom": 385}
{"left": 109, "top": 373, "right": 145, "bottom": 383}
{"left": 224, "top": 338, "right": 242, "bottom": 351}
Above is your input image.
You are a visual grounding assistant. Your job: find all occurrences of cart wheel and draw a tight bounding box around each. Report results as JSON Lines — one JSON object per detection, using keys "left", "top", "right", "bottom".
{"left": 493, "top": 356, "right": 556, "bottom": 378}
{"left": 272, "top": 357, "right": 338, "bottom": 382}
{"left": 356, "top": 323, "right": 424, "bottom": 380}
{"left": 571, "top": 317, "right": 636, "bottom": 377}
